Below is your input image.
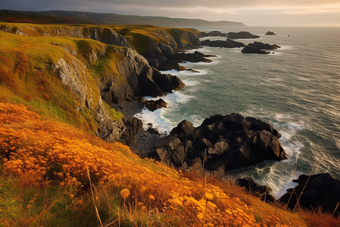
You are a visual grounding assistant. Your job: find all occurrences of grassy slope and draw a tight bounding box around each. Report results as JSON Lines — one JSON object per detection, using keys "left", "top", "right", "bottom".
{"left": 2, "top": 103, "right": 339, "bottom": 226}
{"left": 0, "top": 27, "right": 124, "bottom": 132}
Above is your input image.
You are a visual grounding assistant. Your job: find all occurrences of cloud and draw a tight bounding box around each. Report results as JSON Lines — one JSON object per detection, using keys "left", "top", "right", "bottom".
{"left": 2, "top": 0, "right": 340, "bottom": 12}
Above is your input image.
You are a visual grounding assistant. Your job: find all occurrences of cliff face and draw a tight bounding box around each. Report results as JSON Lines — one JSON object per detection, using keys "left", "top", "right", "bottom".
{"left": 0, "top": 23, "right": 199, "bottom": 145}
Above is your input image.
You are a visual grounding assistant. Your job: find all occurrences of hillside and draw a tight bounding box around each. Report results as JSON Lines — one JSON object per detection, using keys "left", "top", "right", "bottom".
{"left": 0, "top": 9, "right": 96, "bottom": 24}
{"left": 0, "top": 9, "right": 245, "bottom": 26}
{"left": 1, "top": 102, "right": 339, "bottom": 226}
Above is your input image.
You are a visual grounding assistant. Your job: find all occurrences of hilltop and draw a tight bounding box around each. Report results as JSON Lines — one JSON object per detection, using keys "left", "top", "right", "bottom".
{"left": 0, "top": 9, "right": 245, "bottom": 27}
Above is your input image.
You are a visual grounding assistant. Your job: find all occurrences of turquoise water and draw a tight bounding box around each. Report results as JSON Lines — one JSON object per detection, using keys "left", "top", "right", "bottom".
{"left": 136, "top": 27, "right": 340, "bottom": 197}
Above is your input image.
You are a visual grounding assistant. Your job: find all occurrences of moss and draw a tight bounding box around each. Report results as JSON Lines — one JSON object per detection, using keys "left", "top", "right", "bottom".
{"left": 102, "top": 100, "right": 123, "bottom": 121}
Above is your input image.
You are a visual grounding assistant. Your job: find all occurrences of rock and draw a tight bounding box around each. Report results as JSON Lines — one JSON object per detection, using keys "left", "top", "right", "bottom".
{"left": 95, "top": 99, "right": 142, "bottom": 145}
{"left": 201, "top": 38, "right": 245, "bottom": 48}
{"left": 155, "top": 113, "right": 287, "bottom": 173}
{"left": 147, "top": 127, "right": 160, "bottom": 135}
{"left": 265, "top": 31, "right": 277, "bottom": 35}
{"left": 241, "top": 46, "right": 270, "bottom": 54}
{"left": 153, "top": 71, "right": 186, "bottom": 92}
{"left": 227, "top": 31, "right": 260, "bottom": 39}
{"left": 200, "top": 31, "right": 227, "bottom": 37}
{"left": 248, "top": 42, "right": 280, "bottom": 50}
{"left": 140, "top": 98, "right": 168, "bottom": 111}
{"left": 172, "top": 51, "right": 215, "bottom": 63}
{"left": 236, "top": 177, "right": 275, "bottom": 203}
{"left": 279, "top": 173, "right": 340, "bottom": 215}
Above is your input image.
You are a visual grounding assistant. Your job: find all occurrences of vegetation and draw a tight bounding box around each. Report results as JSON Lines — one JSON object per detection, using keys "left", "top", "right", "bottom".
{"left": 0, "top": 9, "right": 96, "bottom": 24}
{"left": 0, "top": 27, "right": 125, "bottom": 132}
{"left": 0, "top": 9, "right": 245, "bottom": 26}
{"left": 0, "top": 103, "right": 339, "bottom": 226}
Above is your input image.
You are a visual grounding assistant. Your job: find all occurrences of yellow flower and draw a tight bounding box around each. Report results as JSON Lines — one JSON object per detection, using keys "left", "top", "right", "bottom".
{"left": 120, "top": 189, "right": 130, "bottom": 199}
{"left": 149, "top": 195, "right": 155, "bottom": 200}
{"left": 205, "top": 192, "right": 213, "bottom": 200}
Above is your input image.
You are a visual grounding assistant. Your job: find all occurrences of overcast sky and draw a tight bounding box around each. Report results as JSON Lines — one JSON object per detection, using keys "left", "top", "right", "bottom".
{"left": 2, "top": 0, "right": 340, "bottom": 26}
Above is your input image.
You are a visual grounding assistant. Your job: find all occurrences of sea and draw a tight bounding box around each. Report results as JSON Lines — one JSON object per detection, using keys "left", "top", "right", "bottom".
{"left": 135, "top": 27, "right": 340, "bottom": 198}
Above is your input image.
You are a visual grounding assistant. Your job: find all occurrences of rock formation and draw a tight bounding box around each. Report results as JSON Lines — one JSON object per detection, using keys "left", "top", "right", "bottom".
{"left": 200, "top": 31, "right": 227, "bottom": 37}
{"left": 265, "top": 31, "right": 277, "bottom": 35}
{"left": 227, "top": 31, "right": 260, "bottom": 39}
{"left": 248, "top": 42, "right": 280, "bottom": 50}
{"left": 140, "top": 98, "right": 168, "bottom": 111}
{"left": 155, "top": 113, "right": 288, "bottom": 175}
{"left": 241, "top": 46, "right": 270, "bottom": 54}
{"left": 279, "top": 173, "right": 340, "bottom": 215}
{"left": 236, "top": 177, "right": 275, "bottom": 203}
{"left": 201, "top": 38, "right": 245, "bottom": 48}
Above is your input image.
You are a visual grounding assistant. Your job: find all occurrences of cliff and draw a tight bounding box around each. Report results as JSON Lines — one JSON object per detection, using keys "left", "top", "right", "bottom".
{"left": 0, "top": 23, "right": 198, "bottom": 144}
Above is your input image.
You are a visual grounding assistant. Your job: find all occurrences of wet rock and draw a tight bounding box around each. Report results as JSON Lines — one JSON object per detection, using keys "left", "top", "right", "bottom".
{"left": 155, "top": 113, "right": 288, "bottom": 173}
{"left": 279, "top": 173, "right": 340, "bottom": 215}
{"left": 227, "top": 31, "right": 260, "bottom": 39}
{"left": 236, "top": 177, "right": 275, "bottom": 203}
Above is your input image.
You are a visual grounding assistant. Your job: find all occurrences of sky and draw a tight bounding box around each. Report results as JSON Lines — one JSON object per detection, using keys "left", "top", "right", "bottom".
{"left": 2, "top": 0, "right": 340, "bottom": 26}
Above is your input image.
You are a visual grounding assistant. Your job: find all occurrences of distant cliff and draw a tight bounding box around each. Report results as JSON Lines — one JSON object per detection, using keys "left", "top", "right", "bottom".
{"left": 0, "top": 9, "right": 245, "bottom": 27}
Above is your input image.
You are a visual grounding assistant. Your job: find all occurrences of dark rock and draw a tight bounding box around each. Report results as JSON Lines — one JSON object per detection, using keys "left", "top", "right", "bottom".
{"left": 248, "top": 42, "right": 280, "bottom": 50}
{"left": 140, "top": 98, "right": 168, "bottom": 111}
{"left": 227, "top": 31, "right": 260, "bottom": 39}
{"left": 200, "top": 31, "right": 227, "bottom": 37}
{"left": 147, "top": 127, "right": 160, "bottom": 135}
{"left": 236, "top": 177, "right": 275, "bottom": 203}
{"left": 241, "top": 46, "right": 270, "bottom": 54}
{"left": 265, "top": 31, "right": 277, "bottom": 35}
{"left": 153, "top": 71, "right": 186, "bottom": 92}
{"left": 155, "top": 113, "right": 287, "bottom": 173}
{"left": 172, "top": 51, "right": 216, "bottom": 63}
{"left": 201, "top": 38, "right": 245, "bottom": 48}
{"left": 279, "top": 173, "right": 340, "bottom": 215}
{"left": 95, "top": 100, "right": 142, "bottom": 145}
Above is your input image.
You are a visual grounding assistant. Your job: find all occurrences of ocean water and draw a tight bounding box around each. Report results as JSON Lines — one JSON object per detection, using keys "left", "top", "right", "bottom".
{"left": 136, "top": 27, "right": 340, "bottom": 197}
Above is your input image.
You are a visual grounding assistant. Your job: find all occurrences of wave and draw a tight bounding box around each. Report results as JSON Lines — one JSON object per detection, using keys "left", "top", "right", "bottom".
{"left": 160, "top": 69, "right": 208, "bottom": 76}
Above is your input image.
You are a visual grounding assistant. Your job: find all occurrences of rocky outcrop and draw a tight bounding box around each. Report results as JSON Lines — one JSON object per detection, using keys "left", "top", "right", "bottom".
{"left": 172, "top": 51, "right": 216, "bottom": 63}
{"left": 279, "top": 173, "right": 340, "bottom": 215}
{"left": 95, "top": 99, "right": 143, "bottom": 145}
{"left": 201, "top": 38, "right": 245, "bottom": 48}
{"left": 248, "top": 42, "right": 280, "bottom": 50}
{"left": 100, "top": 47, "right": 185, "bottom": 104}
{"left": 227, "top": 31, "right": 260, "bottom": 39}
{"left": 241, "top": 46, "right": 270, "bottom": 54}
{"left": 0, "top": 24, "right": 131, "bottom": 48}
{"left": 265, "top": 31, "right": 277, "bottom": 35}
{"left": 236, "top": 177, "right": 275, "bottom": 203}
{"left": 155, "top": 113, "right": 287, "bottom": 174}
{"left": 200, "top": 31, "right": 227, "bottom": 37}
{"left": 140, "top": 98, "right": 168, "bottom": 111}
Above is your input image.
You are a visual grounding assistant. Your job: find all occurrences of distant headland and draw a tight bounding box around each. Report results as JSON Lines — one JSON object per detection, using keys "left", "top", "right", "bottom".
{"left": 0, "top": 9, "right": 246, "bottom": 26}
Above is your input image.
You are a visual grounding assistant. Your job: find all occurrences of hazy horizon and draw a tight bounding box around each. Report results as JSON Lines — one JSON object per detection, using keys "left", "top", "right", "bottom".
{"left": 2, "top": 0, "right": 340, "bottom": 26}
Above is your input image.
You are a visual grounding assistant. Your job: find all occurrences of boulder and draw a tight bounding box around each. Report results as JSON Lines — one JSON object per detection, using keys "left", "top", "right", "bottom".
{"left": 236, "top": 177, "right": 275, "bottom": 203}
{"left": 172, "top": 51, "right": 216, "bottom": 63}
{"left": 241, "top": 46, "right": 269, "bottom": 54}
{"left": 201, "top": 38, "right": 245, "bottom": 48}
{"left": 140, "top": 98, "right": 168, "bottom": 111}
{"left": 248, "top": 42, "right": 280, "bottom": 50}
{"left": 265, "top": 31, "right": 277, "bottom": 35}
{"left": 155, "top": 113, "right": 288, "bottom": 173}
{"left": 227, "top": 31, "right": 260, "bottom": 39}
{"left": 279, "top": 173, "right": 340, "bottom": 215}
{"left": 200, "top": 31, "right": 227, "bottom": 37}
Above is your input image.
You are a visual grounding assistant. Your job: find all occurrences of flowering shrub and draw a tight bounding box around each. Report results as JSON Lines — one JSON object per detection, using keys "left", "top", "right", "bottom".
{"left": 0, "top": 103, "right": 295, "bottom": 226}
